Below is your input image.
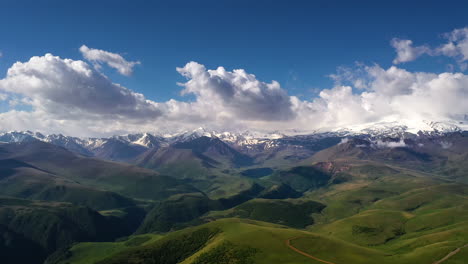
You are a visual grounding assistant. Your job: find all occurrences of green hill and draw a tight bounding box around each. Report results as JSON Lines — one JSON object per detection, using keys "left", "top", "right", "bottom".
{"left": 205, "top": 199, "right": 325, "bottom": 228}
{"left": 137, "top": 183, "right": 265, "bottom": 233}
{"left": 50, "top": 217, "right": 468, "bottom": 264}
{"left": 0, "top": 160, "right": 136, "bottom": 210}
{"left": 0, "top": 197, "right": 139, "bottom": 264}
{"left": 0, "top": 142, "right": 199, "bottom": 201}
{"left": 2, "top": 138, "right": 468, "bottom": 264}
{"left": 267, "top": 166, "right": 331, "bottom": 192}
{"left": 134, "top": 137, "right": 254, "bottom": 197}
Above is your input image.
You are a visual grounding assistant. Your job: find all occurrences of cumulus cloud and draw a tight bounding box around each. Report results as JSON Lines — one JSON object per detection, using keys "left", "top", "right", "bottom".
{"left": 438, "top": 28, "right": 468, "bottom": 59}
{"left": 0, "top": 55, "right": 299, "bottom": 136}
{"left": 391, "top": 27, "right": 468, "bottom": 70}
{"left": 176, "top": 62, "right": 295, "bottom": 121}
{"left": 79, "top": 45, "right": 140, "bottom": 76}
{"left": 1, "top": 42, "right": 468, "bottom": 137}
{"left": 391, "top": 39, "right": 431, "bottom": 64}
{"left": 436, "top": 27, "right": 468, "bottom": 70}
{"left": 310, "top": 85, "right": 373, "bottom": 126}
{"left": 0, "top": 53, "right": 161, "bottom": 120}
{"left": 317, "top": 65, "right": 468, "bottom": 128}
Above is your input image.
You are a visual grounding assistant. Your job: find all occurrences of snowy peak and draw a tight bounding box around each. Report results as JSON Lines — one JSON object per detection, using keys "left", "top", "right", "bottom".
{"left": 0, "top": 131, "right": 43, "bottom": 143}
{"left": 0, "top": 120, "right": 466, "bottom": 160}
{"left": 332, "top": 120, "right": 467, "bottom": 138}
{"left": 425, "top": 121, "right": 462, "bottom": 133}
{"left": 130, "top": 133, "right": 164, "bottom": 148}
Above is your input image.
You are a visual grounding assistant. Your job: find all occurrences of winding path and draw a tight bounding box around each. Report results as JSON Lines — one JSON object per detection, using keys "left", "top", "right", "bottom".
{"left": 285, "top": 237, "right": 337, "bottom": 264}
{"left": 286, "top": 237, "right": 467, "bottom": 264}
{"left": 432, "top": 244, "right": 468, "bottom": 264}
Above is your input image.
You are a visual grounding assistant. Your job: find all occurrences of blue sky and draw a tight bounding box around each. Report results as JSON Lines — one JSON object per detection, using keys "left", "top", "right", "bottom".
{"left": 0, "top": 0, "right": 467, "bottom": 136}
{"left": 1, "top": 0, "right": 466, "bottom": 101}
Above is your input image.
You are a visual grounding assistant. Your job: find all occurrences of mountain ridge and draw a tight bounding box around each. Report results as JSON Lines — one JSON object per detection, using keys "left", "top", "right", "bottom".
{"left": 0, "top": 120, "right": 466, "bottom": 162}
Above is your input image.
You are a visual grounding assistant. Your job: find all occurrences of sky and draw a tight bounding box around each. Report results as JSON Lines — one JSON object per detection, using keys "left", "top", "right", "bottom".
{"left": 0, "top": 0, "right": 468, "bottom": 136}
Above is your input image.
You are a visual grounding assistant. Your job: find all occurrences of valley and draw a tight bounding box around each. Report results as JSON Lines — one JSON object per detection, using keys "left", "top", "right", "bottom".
{"left": 0, "top": 128, "right": 467, "bottom": 264}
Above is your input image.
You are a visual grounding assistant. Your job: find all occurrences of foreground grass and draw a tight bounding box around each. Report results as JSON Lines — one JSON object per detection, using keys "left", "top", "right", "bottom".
{"left": 53, "top": 218, "right": 468, "bottom": 264}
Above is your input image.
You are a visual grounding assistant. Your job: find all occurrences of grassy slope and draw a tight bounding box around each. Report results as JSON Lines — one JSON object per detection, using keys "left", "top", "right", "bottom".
{"left": 54, "top": 218, "right": 380, "bottom": 264}
{"left": 57, "top": 159, "right": 468, "bottom": 264}
{"left": 136, "top": 149, "right": 253, "bottom": 198}
{"left": 204, "top": 198, "right": 325, "bottom": 228}
{"left": 5, "top": 138, "right": 468, "bottom": 263}
{"left": 302, "top": 162, "right": 468, "bottom": 264}
{"left": 136, "top": 183, "right": 266, "bottom": 233}
{"left": 60, "top": 234, "right": 163, "bottom": 264}
{"left": 57, "top": 218, "right": 467, "bottom": 264}
{"left": 0, "top": 166, "right": 137, "bottom": 210}
{"left": 0, "top": 197, "right": 140, "bottom": 264}
{"left": 140, "top": 162, "right": 468, "bottom": 264}
{"left": 267, "top": 166, "right": 331, "bottom": 192}
{"left": 134, "top": 137, "right": 256, "bottom": 198}
{"left": 445, "top": 246, "right": 468, "bottom": 264}
{"left": 305, "top": 162, "right": 442, "bottom": 223}
{"left": 0, "top": 142, "right": 199, "bottom": 201}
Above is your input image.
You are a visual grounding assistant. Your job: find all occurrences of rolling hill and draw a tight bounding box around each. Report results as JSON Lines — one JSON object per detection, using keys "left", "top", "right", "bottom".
{"left": 135, "top": 136, "right": 254, "bottom": 171}
{"left": 134, "top": 136, "right": 255, "bottom": 197}
{"left": 0, "top": 141, "right": 199, "bottom": 201}
{"left": 0, "top": 197, "right": 138, "bottom": 264}
{"left": 48, "top": 217, "right": 468, "bottom": 264}
{"left": 1, "top": 131, "right": 468, "bottom": 264}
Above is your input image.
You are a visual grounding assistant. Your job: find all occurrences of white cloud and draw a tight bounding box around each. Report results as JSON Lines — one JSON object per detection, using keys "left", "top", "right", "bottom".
{"left": 391, "top": 27, "right": 468, "bottom": 70}
{"left": 79, "top": 45, "right": 140, "bottom": 76}
{"left": 439, "top": 27, "right": 468, "bottom": 60}
{"left": 439, "top": 141, "right": 452, "bottom": 149}
{"left": 391, "top": 38, "right": 431, "bottom": 64}
{"left": 311, "top": 85, "right": 373, "bottom": 126}
{"left": 0, "top": 110, "right": 161, "bottom": 137}
{"left": 0, "top": 55, "right": 298, "bottom": 136}
{"left": 435, "top": 27, "right": 468, "bottom": 70}
{"left": 339, "top": 137, "right": 349, "bottom": 144}
{"left": 0, "top": 53, "right": 161, "bottom": 121}
{"left": 321, "top": 65, "right": 468, "bottom": 127}
{"left": 176, "top": 62, "right": 295, "bottom": 121}
{"left": 0, "top": 48, "right": 468, "bottom": 137}
{"left": 375, "top": 139, "right": 406, "bottom": 148}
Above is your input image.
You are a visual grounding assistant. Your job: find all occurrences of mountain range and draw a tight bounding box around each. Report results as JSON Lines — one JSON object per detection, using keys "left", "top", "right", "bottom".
{"left": 1, "top": 120, "right": 465, "bottom": 161}
{"left": 1, "top": 121, "right": 468, "bottom": 264}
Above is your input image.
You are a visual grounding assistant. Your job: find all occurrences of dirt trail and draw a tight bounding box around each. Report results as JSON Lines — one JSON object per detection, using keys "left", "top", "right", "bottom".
{"left": 287, "top": 237, "right": 467, "bottom": 264}
{"left": 286, "top": 237, "right": 337, "bottom": 264}
{"left": 432, "top": 244, "right": 468, "bottom": 264}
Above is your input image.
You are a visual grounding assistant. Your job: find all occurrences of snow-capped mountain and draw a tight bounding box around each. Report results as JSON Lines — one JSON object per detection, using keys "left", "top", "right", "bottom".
{"left": 43, "top": 133, "right": 94, "bottom": 156}
{"left": 332, "top": 119, "right": 467, "bottom": 138}
{"left": 0, "top": 130, "right": 45, "bottom": 143}
{"left": 0, "top": 130, "right": 176, "bottom": 161}
{"left": 0, "top": 120, "right": 466, "bottom": 161}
